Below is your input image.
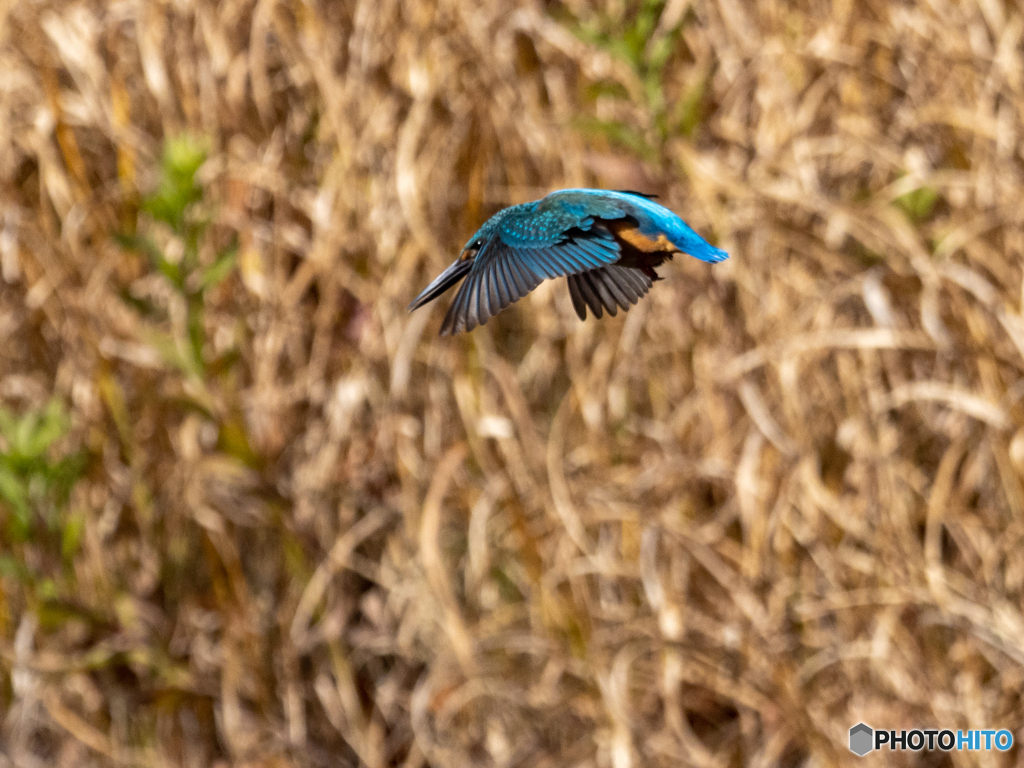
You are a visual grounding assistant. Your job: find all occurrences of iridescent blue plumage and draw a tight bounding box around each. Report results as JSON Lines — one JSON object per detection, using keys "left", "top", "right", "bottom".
{"left": 409, "top": 189, "right": 727, "bottom": 334}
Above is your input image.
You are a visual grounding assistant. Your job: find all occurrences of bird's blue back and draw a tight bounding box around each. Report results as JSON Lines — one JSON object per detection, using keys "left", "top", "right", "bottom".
{"left": 461, "top": 189, "right": 727, "bottom": 263}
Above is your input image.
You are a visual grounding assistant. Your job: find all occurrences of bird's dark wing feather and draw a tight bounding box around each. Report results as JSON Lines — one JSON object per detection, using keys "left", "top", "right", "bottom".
{"left": 439, "top": 243, "right": 543, "bottom": 335}
{"left": 439, "top": 229, "right": 621, "bottom": 335}
{"left": 567, "top": 265, "right": 653, "bottom": 320}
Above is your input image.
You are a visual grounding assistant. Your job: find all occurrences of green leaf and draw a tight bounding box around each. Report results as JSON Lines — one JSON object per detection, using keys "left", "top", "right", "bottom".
{"left": 115, "top": 232, "right": 183, "bottom": 288}
{"left": 218, "top": 417, "right": 261, "bottom": 469}
{"left": 894, "top": 186, "right": 939, "bottom": 223}
{"left": 0, "top": 555, "right": 30, "bottom": 582}
{"left": 0, "top": 465, "right": 31, "bottom": 532}
{"left": 97, "top": 371, "right": 133, "bottom": 454}
{"left": 35, "top": 578, "right": 59, "bottom": 602}
{"left": 47, "top": 450, "right": 89, "bottom": 508}
{"left": 155, "top": 255, "right": 183, "bottom": 287}
{"left": 164, "top": 135, "right": 208, "bottom": 186}
{"left": 117, "top": 286, "right": 163, "bottom": 319}
{"left": 21, "top": 400, "right": 69, "bottom": 460}
{"left": 142, "top": 135, "right": 208, "bottom": 231}
{"left": 113, "top": 232, "right": 163, "bottom": 263}
{"left": 62, "top": 511, "right": 86, "bottom": 561}
{"left": 142, "top": 329, "right": 205, "bottom": 379}
{"left": 646, "top": 31, "right": 674, "bottom": 73}
{"left": 198, "top": 247, "right": 238, "bottom": 292}
{"left": 283, "top": 531, "right": 310, "bottom": 580}
{"left": 584, "top": 81, "right": 631, "bottom": 101}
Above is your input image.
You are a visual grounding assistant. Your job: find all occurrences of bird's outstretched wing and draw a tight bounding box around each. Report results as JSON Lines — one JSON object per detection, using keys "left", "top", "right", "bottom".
{"left": 439, "top": 227, "right": 621, "bottom": 335}
{"left": 567, "top": 265, "right": 653, "bottom": 320}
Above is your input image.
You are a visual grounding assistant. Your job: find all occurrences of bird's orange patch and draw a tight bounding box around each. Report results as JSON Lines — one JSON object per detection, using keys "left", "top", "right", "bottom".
{"left": 613, "top": 224, "right": 676, "bottom": 253}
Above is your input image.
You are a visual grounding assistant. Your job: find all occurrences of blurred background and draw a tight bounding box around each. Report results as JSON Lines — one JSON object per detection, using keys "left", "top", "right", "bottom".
{"left": 1, "top": 0, "right": 1024, "bottom": 766}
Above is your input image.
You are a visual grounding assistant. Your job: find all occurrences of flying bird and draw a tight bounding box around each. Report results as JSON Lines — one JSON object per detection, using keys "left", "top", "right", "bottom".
{"left": 408, "top": 189, "right": 727, "bottom": 335}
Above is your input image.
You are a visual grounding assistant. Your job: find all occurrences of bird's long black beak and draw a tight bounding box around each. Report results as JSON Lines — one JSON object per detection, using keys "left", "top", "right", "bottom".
{"left": 407, "top": 257, "right": 473, "bottom": 312}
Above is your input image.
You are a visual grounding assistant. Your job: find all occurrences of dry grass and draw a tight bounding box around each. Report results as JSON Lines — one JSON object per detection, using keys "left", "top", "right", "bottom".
{"left": 1, "top": 0, "right": 1024, "bottom": 766}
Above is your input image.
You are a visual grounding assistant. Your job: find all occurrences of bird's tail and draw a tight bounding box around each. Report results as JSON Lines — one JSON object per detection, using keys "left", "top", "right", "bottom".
{"left": 407, "top": 257, "right": 473, "bottom": 312}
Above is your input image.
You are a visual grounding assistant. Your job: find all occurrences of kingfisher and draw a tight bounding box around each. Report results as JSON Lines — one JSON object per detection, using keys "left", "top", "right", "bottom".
{"left": 408, "top": 189, "right": 727, "bottom": 335}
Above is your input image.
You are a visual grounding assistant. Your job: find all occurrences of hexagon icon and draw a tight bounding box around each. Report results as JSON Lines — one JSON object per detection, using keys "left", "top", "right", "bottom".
{"left": 849, "top": 723, "right": 873, "bottom": 756}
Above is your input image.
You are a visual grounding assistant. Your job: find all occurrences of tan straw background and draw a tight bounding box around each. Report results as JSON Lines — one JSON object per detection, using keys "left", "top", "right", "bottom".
{"left": 1, "top": 0, "right": 1024, "bottom": 765}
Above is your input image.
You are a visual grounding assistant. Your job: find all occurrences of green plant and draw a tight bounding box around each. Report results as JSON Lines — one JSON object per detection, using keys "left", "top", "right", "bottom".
{"left": 116, "top": 135, "right": 238, "bottom": 381}
{"left": 0, "top": 400, "right": 87, "bottom": 546}
{"left": 562, "top": 0, "right": 705, "bottom": 149}
{"left": 894, "top": 184, "right": 940, "bottom": 223}
{"left": 115, "top": 136, "right": 258, "bottom": 473}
